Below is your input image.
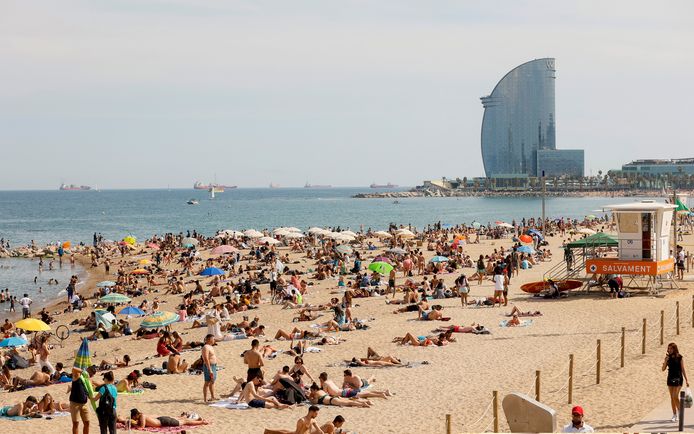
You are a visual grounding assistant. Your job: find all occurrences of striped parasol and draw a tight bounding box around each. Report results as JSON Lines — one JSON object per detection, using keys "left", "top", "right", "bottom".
{"left": 140, "top": 311, "right": 180, "bottom": 329}
{"left": 74, "top": 338, "right": 92, "bottom": 370}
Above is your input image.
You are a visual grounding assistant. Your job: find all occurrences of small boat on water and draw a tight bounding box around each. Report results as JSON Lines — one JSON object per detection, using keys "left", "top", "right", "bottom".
{"left": 187, "top": 199, "right": 199, "bottom": 205}
{"left": 371, "top": 182, "right": 398, "bottom": 189}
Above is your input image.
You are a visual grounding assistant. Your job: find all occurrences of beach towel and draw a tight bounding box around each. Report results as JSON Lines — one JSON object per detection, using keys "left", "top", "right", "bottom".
{"left": 499, "top": 319, "right": 533, "bottom": 327}
{"left": 117, "top": 422, "right": 208, "bottom": 432}
{"left": 208, "top": 397, "right": 249, "bottom": 410}
{"left": 0, "top": 411, "right": 69, "bottom": 421}
{"left": 0, "top": 414, "right": 29, "bottom": 421}
{"left": 120, "top": 388, "right": 145, "bottom": 396}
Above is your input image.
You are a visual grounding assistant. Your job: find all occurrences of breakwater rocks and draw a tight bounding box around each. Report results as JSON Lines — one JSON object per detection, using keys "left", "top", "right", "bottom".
{"left": 352, "top": 189, "right": 676, "bottom": 199}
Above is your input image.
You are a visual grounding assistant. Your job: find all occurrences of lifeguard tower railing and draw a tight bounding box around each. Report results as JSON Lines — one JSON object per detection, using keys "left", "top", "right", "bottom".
{"left": 543, "top": 233, "right": 620, "bottom": 282}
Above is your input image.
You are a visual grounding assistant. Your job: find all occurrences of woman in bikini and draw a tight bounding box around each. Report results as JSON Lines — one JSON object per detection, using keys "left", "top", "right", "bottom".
{"left": 36, "top": 393, "right": 70, "bottom": 414}
{"left": 308, "top": 383, "right": 371, "bottom": 408}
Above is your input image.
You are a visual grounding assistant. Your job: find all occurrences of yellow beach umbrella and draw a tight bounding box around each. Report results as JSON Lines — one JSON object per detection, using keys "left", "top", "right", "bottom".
{"left": 123, "top": 236, "right": 137, "bottom": 245}
{"left": 15, "top": 318, "right": 51, "bottom": 332}
{"left": 138, "top": 259, "right": 151, "bottom": 265}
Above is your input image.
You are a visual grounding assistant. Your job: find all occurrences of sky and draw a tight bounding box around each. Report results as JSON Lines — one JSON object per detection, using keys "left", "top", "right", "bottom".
{"left": 1, "top": 0, "right": 693, "bottom": 189}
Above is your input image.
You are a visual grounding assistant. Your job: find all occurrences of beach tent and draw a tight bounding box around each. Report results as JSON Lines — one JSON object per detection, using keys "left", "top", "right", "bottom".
{"left": 566, "top": 232, "right": 617, "bottom": 249}
{"left": 95, "top": 310, "right": 116, "bottom": 332}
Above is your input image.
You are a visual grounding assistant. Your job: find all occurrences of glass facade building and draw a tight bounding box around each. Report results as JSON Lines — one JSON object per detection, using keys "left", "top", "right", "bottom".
{"left": 622, "top": 159, "right": 694, "bottom": 175}
{"left": 481, "top": 58, "right": 557, "bottom": 177}
{"left": 537, "top": 149, "right": 585, "bottom": 177}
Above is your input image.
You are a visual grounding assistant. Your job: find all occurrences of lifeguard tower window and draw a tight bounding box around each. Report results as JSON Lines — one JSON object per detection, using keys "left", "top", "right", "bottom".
{"left": 641, "top": 213, "right": 652, "bottom": 260}
{"left": 616, "top": 213, "right": 639, "bottom": 233}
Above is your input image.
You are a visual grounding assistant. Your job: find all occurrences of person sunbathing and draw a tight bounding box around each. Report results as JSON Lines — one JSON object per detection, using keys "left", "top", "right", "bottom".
{"left": 308, "top": 383, "right": 371, "bottom": 408}
{"left": 342, "top": 370, "right": 375, "bottom": 390}
{"left": 434, "top": 324, "right": 488, "bottom": 334}
{"left": 365, "top": 347, "right": 402, "bottom": 364}
{"left": 318, "top": 372, "right": 391, "bottom": 399}
{"left": 316, "top": 336, "right": 345, "bottom": 346}
{"left": 393, "top": 299, "right": 428, "bottom": 314}
{"left": 504, "top": 314, "right": 521, "bottom": 327}
{"left": 274, "top": 327, "right": 321, "bottom": 340}
{"left": 322, "top": 320, "right": 355, "bottom": 332}
{"left": 295, "top": 309, "right": 321, "bottom": 322}
{"left": 167, "top": 353, "right": 189, "bottom": 374}
{"left": 507, "top": 306, "right": 542, "bottom": 317}
{"left": 264, "top": 405, "right": 326, "bottom": 434}
{"left": 238, "top": 373, "right": 291, "bottom": 409}
{"left": 0, "top": 395, "right": 39, "bottom": 417}
{"left": 124, "top": 408, "right": 208, "bottom": 428}
{"left": 418, "top": 305, "right": 444, "bottom": 321}
{"left": 36, "top": 393, "right": 69, "bottom": 414}
{"left": 99, "top": 354, "right": 131, "bottom": 370}
{"left": 11, "top": 366, "right": 52, "bottom": 389}
{"left": 393, "top": 332, "right": 433, "bottom": 346}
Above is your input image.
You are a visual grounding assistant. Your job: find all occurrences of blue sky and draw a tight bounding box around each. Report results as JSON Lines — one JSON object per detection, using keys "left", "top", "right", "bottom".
{"left": 1, "top": 0, "right": 693, "bottom": 189}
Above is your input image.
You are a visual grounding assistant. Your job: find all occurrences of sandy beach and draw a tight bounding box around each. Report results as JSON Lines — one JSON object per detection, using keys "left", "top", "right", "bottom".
{"left": 1, "top": 224, "right": 693, "bottom": 434}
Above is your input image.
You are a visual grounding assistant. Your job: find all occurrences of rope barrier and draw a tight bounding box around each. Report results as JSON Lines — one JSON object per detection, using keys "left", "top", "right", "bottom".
{"left": 463, "top": 397, "right": 494, "bottom": 430}
{"left": 481, "top": 418, "right": 495, "bottom": 433}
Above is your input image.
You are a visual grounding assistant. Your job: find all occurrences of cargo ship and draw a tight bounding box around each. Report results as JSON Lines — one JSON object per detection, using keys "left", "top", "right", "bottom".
{"left": 59, "top": 183, "right": 92, "bottom": 191}
{"left": 304, "top": 183, "right": 332, "bottom": 189}
{"left": 193, "top": 181, "right": 237, "bottom": 191}
{"left": 370, "top": 182, "right": 398, "bottom": 189}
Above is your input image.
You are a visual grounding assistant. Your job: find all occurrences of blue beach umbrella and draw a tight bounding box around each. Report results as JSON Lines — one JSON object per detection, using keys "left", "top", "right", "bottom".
{"left": 96, "top": 281, "right": 117, "bottom": 288}
{"left": 200, "top": 267, "right": 225, "bottom": 276}
{"left": 0, "top": 336, "right": 28, "bottom": 347}
{"left": 517, "top": 245, "right": 535, "bottom": 254}
{"left": 430, "top": 256, "right": 449, "bottom": 263}
{"left": 118, "top": 305, "right": 145, "bottom": 316}
{"left": 74, "top": 338, "right": 92, "bottom": 370}
{"left": 527, "top": 229, "right": 544, "bottom": 240}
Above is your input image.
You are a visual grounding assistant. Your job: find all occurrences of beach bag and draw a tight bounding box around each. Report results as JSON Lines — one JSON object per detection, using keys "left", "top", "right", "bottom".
{"left": 685, "top": 388, "right": 693, "bottom": 408}
{"left": 96, "top": 386, "right": 115, "bottom": 418}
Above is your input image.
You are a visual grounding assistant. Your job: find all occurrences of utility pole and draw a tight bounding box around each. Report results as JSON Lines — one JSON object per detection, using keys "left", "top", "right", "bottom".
{"left": 541, "top": 170, "right": 546, "bottom": 234}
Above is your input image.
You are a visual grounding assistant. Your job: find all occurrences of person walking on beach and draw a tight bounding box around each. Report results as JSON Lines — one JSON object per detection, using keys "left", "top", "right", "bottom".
{"left": 69, "top": 367, "right": 90, "bottom": 434}
{"left": 91, "top": 371, "right": 117, "bottom": 434}
{"left": 201, "top": 334, "right": 217, "bottom": 402}
{"left": 562, "top": 405, "right": 593, "bottom": 432}
{"left": 19, "top": 293, "right": 32, "bottom": 319}
{"left": 663, "top": 342, "right": 689, "bottom": 422}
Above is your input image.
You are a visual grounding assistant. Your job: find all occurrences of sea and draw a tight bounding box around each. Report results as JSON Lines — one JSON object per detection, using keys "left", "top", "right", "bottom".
{"left": 0, "top": 187, "right": 660, "bottom": 309}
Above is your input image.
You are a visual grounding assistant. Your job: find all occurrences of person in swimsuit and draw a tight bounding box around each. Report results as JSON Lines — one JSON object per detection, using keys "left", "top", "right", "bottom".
{"left": 342, "top": 370, "right": 374, "bottom": 390}
{"left": 418, "top": 305, "right": 443, "bottom": 320}
{"left": 308, "top": 383, "right": 371, "bottom": 408}
{"left": 393, "top": 332, "right": 433, "bottom": 347}
{"left": 663, "top": 342, "right": 689, "bottom": 422}
{"left": 126, "top": 408, "right": 208, "bottom": 428}
{"left": 0, "top": 395, "right": 39, "bottom": 417}
{"left": 238, "top": 372, "right": 290, "bottom": 409}
{"left": 263, "top": 405, "right": 325, "bottom": 434}
{"left": 507, "top": 306, "right": 542, "bottom": 317}
{"left": 318, "top": 372, "right": 391, "bottom": 399}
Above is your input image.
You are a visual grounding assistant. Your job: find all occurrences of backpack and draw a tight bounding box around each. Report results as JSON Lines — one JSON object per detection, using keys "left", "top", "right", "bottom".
{"left": 96, "top": 386, "right": 115, "bottom": 418}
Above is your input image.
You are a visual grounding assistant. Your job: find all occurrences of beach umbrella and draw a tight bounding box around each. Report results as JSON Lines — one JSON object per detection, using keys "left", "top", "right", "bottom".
{"left": 140, "top": 311, "right": 180, "bottom": 329}
{"left": 0, "top": 336, "right": 28, "bottom": 348}
{"left": 308, "top": 227, "right": 325, "bottom": 234}
{"left": 578, "top": 228, "right": 596, "bottom": 235}
{"left": 123, "top": 236, "right": 137, "bottom": 245}
{"left": 62, "top": 241, "right": 71, "bottom": 249}
{"left": 286, "top": 227, "right": 302, "bottom": 232}
{"left": 244, "top": 229, "right": 263, "bottom": 238}
{"left": 374, "top": 231, "right": 392, "bottom": 238}
{"left": 14, "top": 318, "right": 51, "bottom": 332}
{"left": 517, "top": 245, "right": 535, "bottom": 254}
{"left": 527, "top": 229, "right": 544, "bottom": 240}
{"left": 335, "top": 245, "right": 353, "bottom": 255}
{"left": 387, "top": 247, "right": 407, "bottom": 255}
{"left": 585, "top": 215, "right": 597, "bottom": 220}
{"left": 372, "top": 256, "right": 391, "bottom": 264}
{"left": 341, "top": 230, "right": 357, "bottom": 237}
{"left": 74, "top": 338, "right": 92, "bottom": 370}
{"left": 200, "top": 266, "right": 225, "bottom": 276}
{"left": 130, "top": 268, "right": 150, "bottom": 275}
{"left": 259, "top": 236, "right": 280, "bottom": 245}
{"left": 471, "top": 222, "right": 481, "bottom": 229}
{"left": 211, "top": 245, "right": 237, "bottom": 255}
{"left": 99, "top": 293, "right": 131, "bottom": 304}
{"left": 368, "top": 261, "right": 394, "bottom": 275}
{"left": 118, "top": 305, "right": 145, "bottom": 316}
{"left": 95, "top": 310, "right": 116, "bottom": 331}
{"left": 335, "top": 234, "right": 355, "bottom": 242}
{"left": 138, "top": 258, "right": 151, "bottom": 265}
{"left": 146, "top": 242, "right": 160, "bottom": 250}
{"left": 181, "top": 237, "right": 198, "bottom": 247}
{"left": 273, "top": 229, "right": 290, "bottom": 236}
{"left": 519, "top": 234, "right": 533, "bottom": 244}
{"left": 430, "top": 256, "right": 449, "bottom": 263}
{"left": 221, "top": 229, "right": 245, "bottom": 238}
{"left": 285, "top": 232, "right": 305, "bottom": 239}
{"left": 396, "top": 229, "right": 414, "bottom": 238}
{"left": 498, "top": 222, "right": 513, "bottom": 229}
{"left": 96, "top": 281, "right": 117, "bottom": 288}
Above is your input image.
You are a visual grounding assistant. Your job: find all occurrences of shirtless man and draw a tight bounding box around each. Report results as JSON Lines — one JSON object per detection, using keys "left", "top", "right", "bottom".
{"left": 264, "top": 405, "right": 325, "bottom": 434}
{"left": 0, "top": 395, "right": 39, "bottom": 417}
{"left": 308, "top": 383, "right": 371, "bottom": 408}
{"left": 12, "top": 366, "right": 52, "bottom": 389}
{"left": 167, "top": 353, "right": 189, "bottom": 374}
{"left": 320, "top": 415, "right": 346, "bottom": 434}
{"left": 274, "top": 327, "right": 321, "bottom": 340}
{"left": 238, "top": 372, "right": 290, "bottom": 409}
{"left": 243, "top": 339, "right": 264, "bottom": 381}
{"left": 342, "top": 370, "right": 374, "bottom": 390}
{"left": 318, "top": 372, "right": 391, "bottom": 399}
{"left": 201, "top": 334, "right": 217, "bottom": 402}
{"left": 124, "top": 408, "right": 208, "bottom": 428}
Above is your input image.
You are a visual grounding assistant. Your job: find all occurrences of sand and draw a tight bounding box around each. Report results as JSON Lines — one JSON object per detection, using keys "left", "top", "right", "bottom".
{"left": 1, "top": 228, "right": 693, "bottom": 434}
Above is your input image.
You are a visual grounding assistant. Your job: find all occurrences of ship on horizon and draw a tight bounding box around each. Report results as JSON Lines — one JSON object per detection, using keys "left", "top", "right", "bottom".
{"left": 304, "top": 183, "right": 332, "bottom": 189}
{"left": 193, "top": 181, "right": 237, "bottom": 192}
{"left": 59, "top": 183, "right": 92, "bottom": 191}
{"left": 370, "top": 182, "right": 398, "bottom": 189}
{"left": 269, "top": 182, "right": 281, "bottom": 189}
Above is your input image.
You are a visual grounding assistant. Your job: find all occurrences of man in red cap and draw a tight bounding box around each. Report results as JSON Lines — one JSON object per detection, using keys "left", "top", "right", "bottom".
{"left": 562, "top": 405, "right": 594, "bottom": 432}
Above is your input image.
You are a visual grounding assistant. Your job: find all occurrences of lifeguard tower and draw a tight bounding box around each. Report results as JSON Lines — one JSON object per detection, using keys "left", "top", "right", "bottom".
{"left": 585, "top": 200, "right": 676, "bottom": 294}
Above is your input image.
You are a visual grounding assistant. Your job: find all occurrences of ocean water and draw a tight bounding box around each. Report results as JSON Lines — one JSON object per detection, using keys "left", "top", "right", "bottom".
{"left": 0, "top": 188, "right": 634, "bottom": 247}
{"left": 0, "top": 188, "right": 653, "bottom": 306}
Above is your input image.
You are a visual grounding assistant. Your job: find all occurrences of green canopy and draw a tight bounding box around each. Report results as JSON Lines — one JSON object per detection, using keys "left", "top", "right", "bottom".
{"left": 676, "top": 199, "right": 690, "bottom": 212}
{"left": 566, "top": 232, "right": 618, "bottom": 249}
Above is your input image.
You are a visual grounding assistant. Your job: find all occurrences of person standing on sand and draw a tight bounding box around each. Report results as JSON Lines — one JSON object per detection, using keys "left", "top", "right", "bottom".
{"left": 68, "top": 367, "right": 90, "bottom": 434}
{"left": 388, "top": 268, "right": 396, "bottom": 297}
{"left": 492, "top": 267, "right": 504, "bottom": 307}
{"left": 201, "top": 334, "right": 217, "bottom": 402}
{"left": 19, "top": 293, "right": 32, "bottom": 319}
{"left": 663, "top": 342, "right": 689, "bottom": 422}
{"left": 244, "top": 339, "right": 264, "bottom": 381}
